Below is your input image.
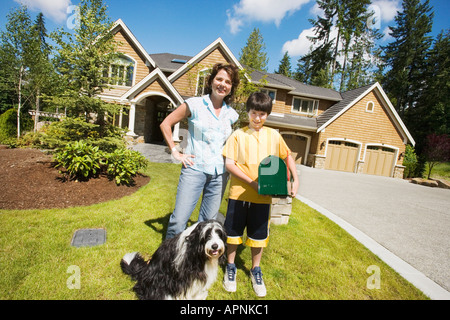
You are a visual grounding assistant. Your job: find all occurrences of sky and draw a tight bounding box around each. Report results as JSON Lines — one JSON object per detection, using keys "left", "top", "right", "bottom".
{"left": 0, "top": 0, "right": 448, "bottom": 73}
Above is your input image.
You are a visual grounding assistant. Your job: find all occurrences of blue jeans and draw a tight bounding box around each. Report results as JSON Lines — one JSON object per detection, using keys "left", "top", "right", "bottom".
{"left": 165, "top": 166, "right": 228, "bottom": 239}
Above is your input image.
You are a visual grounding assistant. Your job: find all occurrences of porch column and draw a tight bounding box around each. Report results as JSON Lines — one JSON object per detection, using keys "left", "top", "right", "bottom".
{"left": 127, "top": 102, "right": 137, "bottom": 136}
{"left": 118, "top": 107, "right": 123, "bottom": 128}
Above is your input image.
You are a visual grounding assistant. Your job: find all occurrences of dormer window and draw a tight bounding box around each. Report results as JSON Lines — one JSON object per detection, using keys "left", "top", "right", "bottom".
{"left": 292, "top": 97, "right": 319, "bottom": 116}
{"left": 104, "top": 55, "right": 135, "bottom": 87}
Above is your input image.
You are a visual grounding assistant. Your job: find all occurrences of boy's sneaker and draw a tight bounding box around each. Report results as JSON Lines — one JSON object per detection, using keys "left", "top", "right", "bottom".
{"left": 223, "top": 263, "right": 237, "bottom": 292}
{"left": 250, "top": 266, "right": 267, "bottom": 297}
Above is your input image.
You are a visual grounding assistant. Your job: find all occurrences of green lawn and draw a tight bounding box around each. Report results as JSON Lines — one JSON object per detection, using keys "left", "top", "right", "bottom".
{"left": 426, "top": 162, "right": 450, "bottom": 180}
{"left": 0, "top": 162, "right": 428, "bottom": 300}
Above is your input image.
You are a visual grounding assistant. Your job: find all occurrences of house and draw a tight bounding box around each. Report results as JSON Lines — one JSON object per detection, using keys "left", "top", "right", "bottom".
{"left": 102, "top": 19, "right": 414, "bottom": 178}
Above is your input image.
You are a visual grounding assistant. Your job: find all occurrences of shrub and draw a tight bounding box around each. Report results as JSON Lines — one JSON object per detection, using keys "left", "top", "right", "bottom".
{"left": 54, "top": 141, "right": 104, "bottom": 181}
{"left": 104, "top": 148, "right": 148, "bottom": 185}
{"left": 0, "top": 108, "right": 32, "bottom": 144}
{"left": 54, "top": 140, "right": 148, "bottom": 185}
{"left": 26, "top": 117, "right": 126, "bottom": 151}
{"left": 403, "top": 145, "right": 418, "bottom": 178}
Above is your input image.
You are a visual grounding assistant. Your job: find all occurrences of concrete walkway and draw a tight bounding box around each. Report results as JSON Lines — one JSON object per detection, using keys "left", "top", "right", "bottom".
{"left": 296, "top": 165, "right": 450, "bottom": 300}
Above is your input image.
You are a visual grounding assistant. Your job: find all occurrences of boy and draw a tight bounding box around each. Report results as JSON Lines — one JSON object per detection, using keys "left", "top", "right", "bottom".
{"left": 222, "top": 92, "right": 299, "bottom": 297}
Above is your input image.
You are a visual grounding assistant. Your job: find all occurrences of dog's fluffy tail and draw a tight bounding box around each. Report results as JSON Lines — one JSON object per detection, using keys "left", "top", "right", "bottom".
{"left": 120, "top": 252, "right": 146, "bottom": 280}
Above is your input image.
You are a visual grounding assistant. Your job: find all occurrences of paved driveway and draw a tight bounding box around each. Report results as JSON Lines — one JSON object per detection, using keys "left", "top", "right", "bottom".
{"left": 296, "top": 165, "right": 450, "bottom": 294}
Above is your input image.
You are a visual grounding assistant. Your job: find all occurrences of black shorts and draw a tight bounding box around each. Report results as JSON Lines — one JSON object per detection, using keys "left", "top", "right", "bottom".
{"left": 224, "top": 199, "right": 271, "bottom": 248}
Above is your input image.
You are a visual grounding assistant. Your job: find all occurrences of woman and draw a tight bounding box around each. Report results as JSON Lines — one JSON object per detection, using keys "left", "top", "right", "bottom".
{"left": 160, "top": 63, "right": 240, "bottom": 239}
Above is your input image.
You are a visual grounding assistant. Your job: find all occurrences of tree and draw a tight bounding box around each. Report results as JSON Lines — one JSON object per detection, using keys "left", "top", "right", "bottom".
{"left": 29, "top": 13, "right": 57, "bottom": 132}
{"left": 423, "top": 133, "right": 450, "bottom": 179}
{"left": 381, "top": 0, "right": 434, "bottom": 118}
{"left": 0, "top": 5, "right": 36, "bottom": 137}
{"left": 406, "top": 30, "right": 450, "bottom": 153}
{"left": 275, "top": 51, "right": 292, "bottom": 77}
{"left": 233, "top": 68, "right": 267, "bottom": 128}
{"left": 296, "top": 0, "right": 379, "bottom": 90}
{"left": 48, "top": 0, "right": 120, "bottom": 124}
{"left": 239, "top": 28, "right": 269, "bottom": 71}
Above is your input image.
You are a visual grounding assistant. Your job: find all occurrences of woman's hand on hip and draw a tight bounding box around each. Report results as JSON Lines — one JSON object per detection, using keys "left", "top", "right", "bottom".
{"left": 172, "top": 150, "right": 195, "bottom": 168}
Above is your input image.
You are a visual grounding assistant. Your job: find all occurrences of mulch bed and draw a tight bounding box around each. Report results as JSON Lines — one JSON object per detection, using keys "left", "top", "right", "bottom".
{"left": 0, "top": 148, "right": 150, "bottom": 210}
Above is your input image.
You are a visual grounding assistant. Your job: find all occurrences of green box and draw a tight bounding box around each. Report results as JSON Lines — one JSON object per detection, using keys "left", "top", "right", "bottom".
{"left": 258, "top": 155, "right": 289, "bottom": 196}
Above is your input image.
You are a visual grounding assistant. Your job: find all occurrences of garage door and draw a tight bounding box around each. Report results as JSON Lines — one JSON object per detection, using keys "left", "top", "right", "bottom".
{"left": 283, "top": 134, "right": 308, "bottom": 164}
{"left": 364, "top": 146, "right": 396, "bottom": 177}
{"left": 325, "top": 140, "right": 359, "bottom": 172}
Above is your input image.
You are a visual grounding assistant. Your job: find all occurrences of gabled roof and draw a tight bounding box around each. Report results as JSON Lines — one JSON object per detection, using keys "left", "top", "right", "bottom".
{"left": 150, "top": 53, "right": 193, "bottom": 73}
{"left": 316, "top": 83, "right": 374, "bottom": 129}
{"left": 317, "top": 82, "right": 415, "bottom": 145}
{"left": 250, "top": 70, "right": 342, "bottom": 102}
{"left": 121, "top": 68, "right": 184, "bottom": 105}
{"left": 111, "top": 19, "right": 156, "bottom": 68}
{"left": 168, "top": 38, "right": 244, "bottom": 82}
{"left": 266, "top": 113, "right": 317, "bottom": 131}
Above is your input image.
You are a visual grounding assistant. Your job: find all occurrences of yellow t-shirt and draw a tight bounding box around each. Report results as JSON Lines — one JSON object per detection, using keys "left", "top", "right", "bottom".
{"left": 223, "top": 126, "right": 291, "bottom": 204}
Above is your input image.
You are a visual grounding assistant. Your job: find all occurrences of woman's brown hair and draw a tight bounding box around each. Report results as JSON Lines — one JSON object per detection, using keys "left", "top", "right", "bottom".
{"left": 204, "top": 63, "right": 240, "bottom": 105}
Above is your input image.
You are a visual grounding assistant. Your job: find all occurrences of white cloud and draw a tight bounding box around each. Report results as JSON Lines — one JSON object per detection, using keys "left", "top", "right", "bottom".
{"left": 281, "top": 27, "right": 315, "bottom": 57}
{"left": 14, "top": 0, "right": 71, "bottom": 23}
{"left": 309, "top": 2, "right": 323, "bottom": 18}
{"left": 227, "top": 0, "right": 312, "bottom": 34}
{"left": 381, "top": 26, "right": 394, "bottom": 42}
{"left": 282, "top": 25, "right": 341, "bottom": 58}
{"left": 370, "top": 0, "right": 401, "bottom": 23}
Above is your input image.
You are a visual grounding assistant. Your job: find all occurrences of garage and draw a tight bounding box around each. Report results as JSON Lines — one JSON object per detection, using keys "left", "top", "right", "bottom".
{"left": 324, "top": 140, "right": 360, "bottom": 173}
{"left": 282, "top": 133, "right": 309, "bottom": 165}
{"left": 363, "top": 145, "right": 396, "bottom": 177}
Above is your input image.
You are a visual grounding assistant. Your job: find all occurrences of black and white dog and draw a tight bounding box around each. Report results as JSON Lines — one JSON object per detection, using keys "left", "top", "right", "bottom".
{"left": 120, "top": 220, "right": 227, "bottom": 300}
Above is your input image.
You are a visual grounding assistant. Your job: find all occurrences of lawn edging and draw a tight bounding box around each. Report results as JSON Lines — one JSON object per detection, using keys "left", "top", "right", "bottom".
{"left": 295, "top": 194, "right": 450, "bottom": 300}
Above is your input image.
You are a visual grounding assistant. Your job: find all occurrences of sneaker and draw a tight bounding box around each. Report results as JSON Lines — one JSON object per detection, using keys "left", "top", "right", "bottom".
{"left": 223, "top": 263, "right": 237, "bottom": 292}
{"left": 250, "top": 267, "right": 267, "bottom": 297}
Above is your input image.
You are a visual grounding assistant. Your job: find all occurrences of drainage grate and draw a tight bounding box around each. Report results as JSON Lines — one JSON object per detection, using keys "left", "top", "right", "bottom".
{"left": 71, "top": 228, "right": 106, "bottom": 247}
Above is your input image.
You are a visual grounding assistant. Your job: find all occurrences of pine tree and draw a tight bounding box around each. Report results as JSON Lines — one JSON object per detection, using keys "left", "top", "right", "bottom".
{"left": 29, "top": 12, "right": 56, "bottom": 131}
{"left": 239, "top": 28, "right": 269, "bottom": 71}
{"left": 275, "top": 51, "right": 292, "bottom": 77}
{"left": 381, "top": 0, "right": 434, "bottom": 117}
{"left": 296, "top": 0, "right": 378, "bottom": 90}
{"left": 406, "top": 30, "right": 450, "bottom": 153}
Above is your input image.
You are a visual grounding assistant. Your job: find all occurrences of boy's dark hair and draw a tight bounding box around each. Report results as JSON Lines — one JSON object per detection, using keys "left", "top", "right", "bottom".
{"left": 246, "top": 92, "right": 273, "bottom": 114}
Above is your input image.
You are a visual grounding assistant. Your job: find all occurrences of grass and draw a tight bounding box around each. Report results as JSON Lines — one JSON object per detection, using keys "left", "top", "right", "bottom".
{"left": 0, "top": 162, "right": 428, "bottom": 300}
{"left": 426, "top": 162, "right": 450, "bottom": 180}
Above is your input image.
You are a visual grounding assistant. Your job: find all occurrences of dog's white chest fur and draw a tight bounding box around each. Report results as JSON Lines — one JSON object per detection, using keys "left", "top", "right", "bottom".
{"left": 121, "top": 220, "right": 226, "bottom": 300}
{"left": 181, "top": 259, "right": 219, "bottom": 300}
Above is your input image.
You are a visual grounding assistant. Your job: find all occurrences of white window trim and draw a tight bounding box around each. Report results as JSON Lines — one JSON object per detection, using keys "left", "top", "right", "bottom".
{"left": 260, "top": 88, "right": 277, "bottom": 103}
{"left": 291, "top": 96, "right": 319, "bottom": 116}
{"left": 195, "top": 68, "right": 210, "bottom": 97}
{"left": 366, "top": 101, "right": 375, "bottom": 113}
{"left": 108, "top": 54, "right": 137, "bottom": 88}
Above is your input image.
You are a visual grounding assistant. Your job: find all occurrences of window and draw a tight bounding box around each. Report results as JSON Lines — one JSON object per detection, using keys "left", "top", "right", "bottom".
{"left": 104, "top": 55, "right": 135, "bottom": 87}
{"left": 196, "top": 69, "right": 210, "bottom": 96}
{"left": 366, "top": 101, "right": 374, "bottom": 112}
{"left": 260, "top": 89, "right": 276, "bottom": 102}
{"left": 292, "top": 97, "right": 319, "bottom": 115}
